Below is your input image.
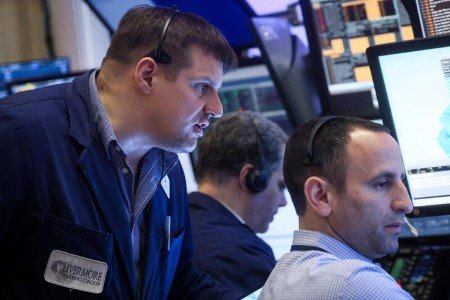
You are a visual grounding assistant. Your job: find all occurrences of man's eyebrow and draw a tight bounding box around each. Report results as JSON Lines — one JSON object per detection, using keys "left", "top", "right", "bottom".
{"left": 369, "top": 171, "right": 395, "bottom": 182}
{"left": 370, "top": 171, "right": 406, "bottom": 182}
{"left": 192, "top": 76, "right": 221, "bottom": 90}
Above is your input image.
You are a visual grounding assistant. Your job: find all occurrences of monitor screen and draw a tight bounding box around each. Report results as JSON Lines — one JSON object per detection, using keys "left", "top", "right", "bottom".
{"left": 415, "top": 0, "right": 450, "bottom": 37}
{"left": 0, "top": 57, "right": 70, "bottom": 99}
{"left": 308, "top": 0, "right": 414, "bottom": 85}
{"left": 218, "top": 64, "right": 293, "bottom": 134}
{"left": 249, "top": 13, "right": 329, "bottom": 129}
{"left": 301, "top": 0, "right": 415, "bottom": 118}
{"left": 367, "top": 35, "right": 450, "bottom": 217}
{"left": 7, "top": 72, "right": 82, "bottom": 95}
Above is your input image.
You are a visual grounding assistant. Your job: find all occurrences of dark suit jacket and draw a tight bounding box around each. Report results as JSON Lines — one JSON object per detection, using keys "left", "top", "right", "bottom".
{"left": 0, "top": 71, "right": 237, "bottom": 300}
{"left": 188, "top": 191, "right": 276, "bottom": 297}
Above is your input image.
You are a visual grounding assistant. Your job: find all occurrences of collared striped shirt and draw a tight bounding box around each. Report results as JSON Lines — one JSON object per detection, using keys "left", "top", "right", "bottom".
{"left": 259, "top": 230, "right": 413, "bottom": 299}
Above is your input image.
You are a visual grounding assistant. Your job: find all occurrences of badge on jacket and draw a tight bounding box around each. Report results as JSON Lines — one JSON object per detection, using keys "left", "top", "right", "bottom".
{"left": 44, "top": 250, "right": 108, "bottom": 294}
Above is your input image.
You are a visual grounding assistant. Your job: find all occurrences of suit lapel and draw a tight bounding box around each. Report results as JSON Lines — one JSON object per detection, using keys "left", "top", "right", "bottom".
{"left": 78, "top": 140, "right": 136, "bottom": 293}
{"left": 66, "top": 71, "right": 136, "bottom": 294}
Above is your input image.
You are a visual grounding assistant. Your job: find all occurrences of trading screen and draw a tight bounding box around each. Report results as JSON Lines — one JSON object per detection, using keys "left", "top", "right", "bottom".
{"left": 376, "top": 44, "right": 450, "bottom": 209}
{"left": 416, "top": 0, "right": 450, "bottom": 36}
{"left": 311, "top": 0, "right": 414, "bottom": 85}
{"left": 0, "top": 57, "right": 70, "bottom": 99}
{"left": 218, "top": 64, "right": 293, "bottom": 134}
{"left": 9, "top": 75, "right": 78, "bottom": 95}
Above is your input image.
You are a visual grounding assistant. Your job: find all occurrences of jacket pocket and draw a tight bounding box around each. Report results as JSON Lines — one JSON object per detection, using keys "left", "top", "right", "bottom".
{"left": 42, "top": 214, "right": 113, "bottom": 298}
{"left": 44, "top": 214, "right": 113, "bottom": 260}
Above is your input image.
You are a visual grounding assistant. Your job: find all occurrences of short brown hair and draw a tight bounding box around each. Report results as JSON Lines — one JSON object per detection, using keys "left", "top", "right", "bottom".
{"left": 196, "top": 111, "right": 287, "bottom": 182}
{"left": 283, "top": 116, "right": 390, "bottom": 216}
{"left": 103, "top": 6, "right": 237, "bottom": 75}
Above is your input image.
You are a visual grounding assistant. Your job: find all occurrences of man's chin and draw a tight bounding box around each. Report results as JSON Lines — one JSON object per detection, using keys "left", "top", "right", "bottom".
{"left": 169, "top": 139, "right": 197, "bottom": 153}
{"left": 182, "top": 144, "right": 197, "bottom": 153}
{"left": 258, "top": 223, "right": 270, "bottom": 234}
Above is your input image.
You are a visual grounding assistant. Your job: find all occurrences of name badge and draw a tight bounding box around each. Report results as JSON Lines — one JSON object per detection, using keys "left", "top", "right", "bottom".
{"left": 44, "top": 250, "right": 108, "bottom": 294}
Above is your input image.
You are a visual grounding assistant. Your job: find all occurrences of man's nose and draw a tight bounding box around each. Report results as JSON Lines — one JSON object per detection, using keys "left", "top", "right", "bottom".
{"left": 204, "top": 92, "right": 223, "bottom": 119}
{"left": 392, "top": 182, "right": 413, "bottom": 214}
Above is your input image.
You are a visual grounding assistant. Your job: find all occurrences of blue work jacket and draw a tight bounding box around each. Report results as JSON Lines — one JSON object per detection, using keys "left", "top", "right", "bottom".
{"left": 0, "top": 71, "right": 237, "bottom": 299}
{"left": 189, "top": 192, "right": 276, "bottom": 297}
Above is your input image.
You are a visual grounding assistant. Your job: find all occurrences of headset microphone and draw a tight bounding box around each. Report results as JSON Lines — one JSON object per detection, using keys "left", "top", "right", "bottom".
{"left": 404, "top": 216, "right": 418, "bottom": 237}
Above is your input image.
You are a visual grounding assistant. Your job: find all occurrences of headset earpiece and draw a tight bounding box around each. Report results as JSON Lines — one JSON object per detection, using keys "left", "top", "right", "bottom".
{"left": 146, "top": 6, "right": 179, "bottom": 64}
{"left": 245, "top": 116, "right": 269, "bottom": 193}
{"left": 245, "top": 167, "right": 268, "bottom": 193}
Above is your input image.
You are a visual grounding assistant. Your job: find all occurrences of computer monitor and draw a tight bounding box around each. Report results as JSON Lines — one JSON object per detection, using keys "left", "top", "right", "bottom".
{"left": 415, "top": 0, "right": 450, "bottom": 37}
{"left": 367, "top": 34, "right": 450, "bottom": 217}
{"left": 84, "top": 0, "right": 260, "bottom": 51}
{"left": 249, "top": 13, "right": 329, "bottom": 129}
{"left": 301, "top": 0, "right": 416, "bottom": 119}
{"left": 7, "top": 72, "right": 83, "bottom": 95}
{"left": 0, "top": 57, "right": 70, "bottom": 99}
{"left": 83, "top": 0, "right": 149, "bottom": 35}
{"left": 218, "top": 64, "right": 293, "bottom": 134}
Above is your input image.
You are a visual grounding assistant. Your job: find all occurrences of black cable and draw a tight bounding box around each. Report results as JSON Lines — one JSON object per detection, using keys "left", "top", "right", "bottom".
{"left": 40, "top": 0, "right": 55, "bottom": 58}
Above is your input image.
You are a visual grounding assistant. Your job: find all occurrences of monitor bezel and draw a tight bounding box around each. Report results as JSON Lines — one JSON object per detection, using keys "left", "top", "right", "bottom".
{"left": 248, "top": 12, "right": 330, "bottom": 129}
{"left": 367, "top": 34, "right": 450, "bottom": 217}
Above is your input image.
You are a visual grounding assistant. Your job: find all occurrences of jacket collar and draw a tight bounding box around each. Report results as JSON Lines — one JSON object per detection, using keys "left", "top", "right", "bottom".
{"left": 66, "top": 70, "right": 97, "bottom": 147}
{"left": 189, "top": 192, "right": 246, "bottom": 224}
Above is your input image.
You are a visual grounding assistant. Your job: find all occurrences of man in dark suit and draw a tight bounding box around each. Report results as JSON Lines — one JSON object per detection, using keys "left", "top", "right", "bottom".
{"left": 0, "top": 5, "right": 239, "bottom": 299}
{"left": 188, "top": 111, "right": 288, "bottom": 297}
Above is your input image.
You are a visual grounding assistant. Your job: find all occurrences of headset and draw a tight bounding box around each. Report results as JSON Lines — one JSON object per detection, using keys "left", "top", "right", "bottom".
{"left": 304, "top": 116, "right": 339, "bottom": 166}
{"left": 245, "top": 118, "right": 269, "bottom": 193}
{"left": 146, "top": 6, "right": 179, "bottom": 64}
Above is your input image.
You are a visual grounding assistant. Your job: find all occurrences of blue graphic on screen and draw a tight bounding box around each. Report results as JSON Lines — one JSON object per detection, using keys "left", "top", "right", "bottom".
{"left": 0, "top": 57, "right": 70, "bottom": 99}
{"left": 439, "top": 58, "right": 450, "bottom": 156}
{"left": 9, "top": 75, "right": 78, "bottom": 95}
{"left": 438, "top": 106, "right": 450, "bottom": 155}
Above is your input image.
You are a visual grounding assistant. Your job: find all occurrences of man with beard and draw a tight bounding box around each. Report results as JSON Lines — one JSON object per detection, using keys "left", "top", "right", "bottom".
{"left": 259, "top": 116, "right": 413, "bottom": 299}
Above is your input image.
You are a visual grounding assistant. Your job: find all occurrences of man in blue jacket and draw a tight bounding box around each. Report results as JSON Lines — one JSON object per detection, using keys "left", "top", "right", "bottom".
{"left": 0, "top": 5, "right": 238, "bottom": 299}
{"left": 189, "top": 111, "right": 288, "bottom": 297}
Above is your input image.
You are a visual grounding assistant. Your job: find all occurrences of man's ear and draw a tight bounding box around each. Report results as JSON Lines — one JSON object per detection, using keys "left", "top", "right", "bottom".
{"left": 238, "top": 163, "right": 254, "bottom": 193}
{"left": 304, "top": 176, "right": 332, "bottom": 217}
{"left": 134, "top": 57, "right": 157, "bottom": 95}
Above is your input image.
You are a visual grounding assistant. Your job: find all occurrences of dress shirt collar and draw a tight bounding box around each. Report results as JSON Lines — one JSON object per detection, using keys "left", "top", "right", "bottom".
{"left": 88, "top": 69, "right": 117, "bottom": 154}
{"left": 292, "top": 230, "right": 374, "bottom": 263}
{"left": 220, "top": 201, "right": 246, "bottom": 225}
